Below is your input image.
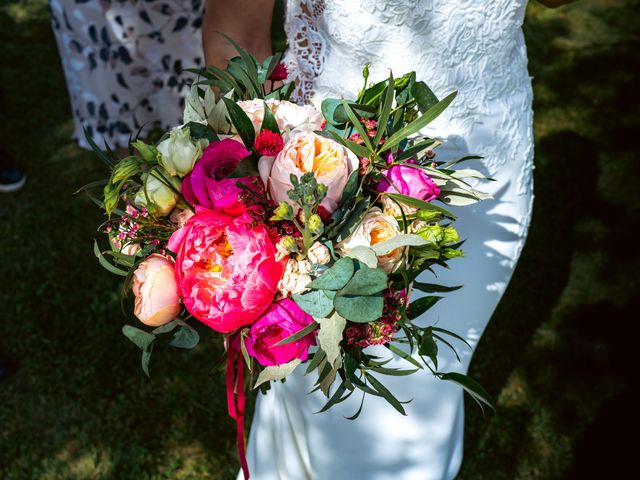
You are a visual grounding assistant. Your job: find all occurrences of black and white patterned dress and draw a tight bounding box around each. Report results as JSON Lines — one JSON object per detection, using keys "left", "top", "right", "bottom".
{"left": 50, "top": 0, "right": 204, "bottom": 149}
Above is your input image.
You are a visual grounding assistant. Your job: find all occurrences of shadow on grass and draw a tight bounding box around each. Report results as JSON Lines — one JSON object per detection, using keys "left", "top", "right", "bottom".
{"left": 460, "top": 1, "right": 640, "bottom": 478}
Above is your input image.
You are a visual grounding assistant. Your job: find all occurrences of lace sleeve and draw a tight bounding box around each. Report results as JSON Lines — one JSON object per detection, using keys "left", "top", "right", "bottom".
{"left": 283, "top": 0, "right": 327, "bottom": 104}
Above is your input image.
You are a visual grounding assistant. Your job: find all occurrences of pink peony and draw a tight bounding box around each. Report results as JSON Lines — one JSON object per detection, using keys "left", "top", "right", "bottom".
{"left": 376, "top": 164, "right": 440, "bottom": 202}
{"left": 181, "top": 139, "right": 253, "bottom": 215}
{"left": 167, "top": 208, "right": 285, "bottom": 333}
{"left": 246, "top": 298, "right": 316, "bottom": 366}
{"left": 132, "top": 254, "right": 181, "bottom": 327}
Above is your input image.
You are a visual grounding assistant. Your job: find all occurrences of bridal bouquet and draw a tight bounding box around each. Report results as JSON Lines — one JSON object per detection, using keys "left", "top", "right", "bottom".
{"left": 82, "top": 38, "right": 494, "bottom": 477}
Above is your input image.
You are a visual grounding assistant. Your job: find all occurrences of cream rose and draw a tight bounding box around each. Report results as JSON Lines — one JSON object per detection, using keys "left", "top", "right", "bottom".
{"left": 237, "top": 99, "right": 323, "bottom": 138}
{"left": 336, "top": 208, "right": 403, "bottom": 273}
{"left": 134, "top": 168, "right": 180, "bottom": 217}
{"left": 132, "top": 254, "right": 181, "bottom": 326}
{"left": 278, "top": 258, "right": 312, "bottom": 297}
{"left": 157, "top": 126, "right": 205, "bottom": 177}
{"left": 307, "top": 242, "right": 331, "bottom": 265}
{"left": 259, "top": 131, "right": 359, "bottom": 213}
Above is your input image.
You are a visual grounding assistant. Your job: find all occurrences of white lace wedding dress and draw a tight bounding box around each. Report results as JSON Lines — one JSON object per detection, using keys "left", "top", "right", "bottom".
{"left": 241, "top": 1, "right": 534, "bottom": 479}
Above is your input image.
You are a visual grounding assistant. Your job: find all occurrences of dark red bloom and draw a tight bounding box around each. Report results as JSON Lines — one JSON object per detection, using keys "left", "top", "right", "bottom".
{"left": 269, "top": 63, "right": 288, "bottom": 82}
{"left": 254, "top": 130, "right": 285, "bottom": 157}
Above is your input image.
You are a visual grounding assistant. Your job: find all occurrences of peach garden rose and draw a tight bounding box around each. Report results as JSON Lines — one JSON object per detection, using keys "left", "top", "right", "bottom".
{"left": 132, "top": 254, "right": 181, "bottom": 327}
{"left": 259, "top": 131, "right": 359, "bottom": 213}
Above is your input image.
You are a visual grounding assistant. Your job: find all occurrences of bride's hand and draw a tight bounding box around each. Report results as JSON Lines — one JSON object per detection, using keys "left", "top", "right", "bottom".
{"left": 202, "top": 0, "right": 276, "bottom": 69}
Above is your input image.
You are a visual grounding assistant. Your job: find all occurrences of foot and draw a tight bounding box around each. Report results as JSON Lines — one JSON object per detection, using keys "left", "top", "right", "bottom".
{"left": 0, "top": 166, "right": 26, "bottom": 193}
{"left": 0, "top": 356, "right": 17, "bottom": 380}
{"left": 0, "top": 148, "right": 26, "bottom": 193}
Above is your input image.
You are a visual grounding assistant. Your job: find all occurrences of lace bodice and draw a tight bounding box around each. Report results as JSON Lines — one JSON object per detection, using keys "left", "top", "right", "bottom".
{"left": 284, "top": 0, "right": 534, "bottom": 202}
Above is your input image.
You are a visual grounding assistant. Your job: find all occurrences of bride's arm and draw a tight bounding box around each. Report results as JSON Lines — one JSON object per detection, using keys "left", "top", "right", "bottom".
{"left": 536, "top": 0, "right": 576, "bottom": 7}
{"left": 202, "top": 0, "right": 276, "bottom": 69}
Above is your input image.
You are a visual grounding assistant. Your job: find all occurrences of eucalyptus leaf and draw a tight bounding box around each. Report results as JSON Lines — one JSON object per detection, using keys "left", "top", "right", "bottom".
{"left": 122, "top": 325, "right": 155, "bottom": 351}
{"left": 334, "top": 292, "right": 384, "bottom": 323}
{"left": 152, "top": 319, "right": 179, "bottom": 335}
{"left": 254, "top": 359, "right": 301, "bottom": 388}
{"left": 347, "top": 246, "right": 378, "bottom": 269}
{"left": 339, "top": 266, "right": 387, "bottom": 296}
{"left": 293, "top": 290, "right": 335, "bottom": 318}
{"left": 307, "top": 257, "right": 355, "bottom": 291}
{"left": 169, "top": 324, "right": 200, "bottom": 349}
{"left": 141, "top": 345, "right": 153, "bottom": 378}
{"left": 317, "top": 312, "right": 347, "bottom": 369}
{"left": 372, "top": 234, "right": 428, "bottom": 255}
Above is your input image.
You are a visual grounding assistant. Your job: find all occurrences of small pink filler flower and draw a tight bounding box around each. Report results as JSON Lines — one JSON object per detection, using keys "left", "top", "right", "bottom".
{"left": 167, "top": 208, "right": 285, "bottom": 333}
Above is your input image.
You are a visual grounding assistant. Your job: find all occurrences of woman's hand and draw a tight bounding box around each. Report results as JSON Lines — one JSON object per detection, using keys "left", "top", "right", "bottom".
{"left": 203, "top": 0, "right": 276, "bottom": 70}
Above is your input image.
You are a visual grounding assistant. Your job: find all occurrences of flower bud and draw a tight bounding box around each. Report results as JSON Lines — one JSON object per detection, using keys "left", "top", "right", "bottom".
{"left": 307, "top": 214, "right": 323, "bottom": 233}
{"left": 157, "top": 126, "right": 204, "bottom": 177}
{"left": 271, "top": 201, "right": 294, "bottom": 221}
{"left": 281, "top": 235, "right": 298, "bottom": 252}
{"left": 134, "top": 168, "right": 180, "bottom": 217}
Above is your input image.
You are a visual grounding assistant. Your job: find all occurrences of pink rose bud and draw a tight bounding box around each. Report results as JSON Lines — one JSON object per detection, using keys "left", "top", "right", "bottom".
{"left": 132, "top": 254, "right": 181, "bottom": 327}
{"left": 246, "top": 298, "right": 316, "bottom": 366}
{"left": 376, "top": 164, "right": 441, "bottom": 202}
{"left": 181, "top": 139, "right": 253, "bottom": 216}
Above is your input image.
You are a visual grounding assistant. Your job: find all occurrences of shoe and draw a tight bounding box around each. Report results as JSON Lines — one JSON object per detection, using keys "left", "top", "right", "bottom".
{"left": 0, "top": 356, "right": 17, "bottom": 380}
{"left": 0, "top": 166, "right": 26, "bottom": 193}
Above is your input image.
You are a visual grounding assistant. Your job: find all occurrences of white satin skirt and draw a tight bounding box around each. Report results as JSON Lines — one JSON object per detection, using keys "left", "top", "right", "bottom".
{"left": 239, "top": 116, "right": 535, "bottom": 480}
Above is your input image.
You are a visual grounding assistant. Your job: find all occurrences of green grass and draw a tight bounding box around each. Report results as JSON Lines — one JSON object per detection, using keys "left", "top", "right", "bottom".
{"left": 0, "top": 1, "right": 638, "bottom": 479}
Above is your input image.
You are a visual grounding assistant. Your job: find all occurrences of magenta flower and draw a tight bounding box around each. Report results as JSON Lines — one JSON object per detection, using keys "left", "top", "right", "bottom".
{"left": 246, "top": 298, "right": 316, "bottom": 366}
{"left": 167, "top": 207, "right": 286, "bottom": 333}
{"left": 376, "top": 164, "right": 441, "bottom": 202}
{"left": 181, "top": 139, "right": 253, "bottom": 216}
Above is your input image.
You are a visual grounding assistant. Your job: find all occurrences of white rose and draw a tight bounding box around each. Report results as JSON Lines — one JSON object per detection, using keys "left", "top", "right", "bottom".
{"left": 134, "top": 168, "right": 180, "bottom": 217}
{"left": 308, "top": 242, "right": 331, "bottom": 265}
{"left": 237, "top": 99, "right": 324, "bottom": 140}
{"left": 273, "top": 101, "right": 324, "bottom": 136}
{"left": 157, "top": 126, "right": 205, "bottom": 177}
{"left": 237, "top": 99, "right": 279, "bottom": 134}
{"left": 278, "top": 258, "right": 312, "bottom": 297}
{"left": 336, "top": 207, "right": 403, "bottom": 273}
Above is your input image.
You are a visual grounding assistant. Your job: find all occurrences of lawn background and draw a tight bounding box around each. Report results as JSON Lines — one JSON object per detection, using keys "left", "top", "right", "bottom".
{"left": 1, "top": 1, "right": 638, "bottom": 478}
